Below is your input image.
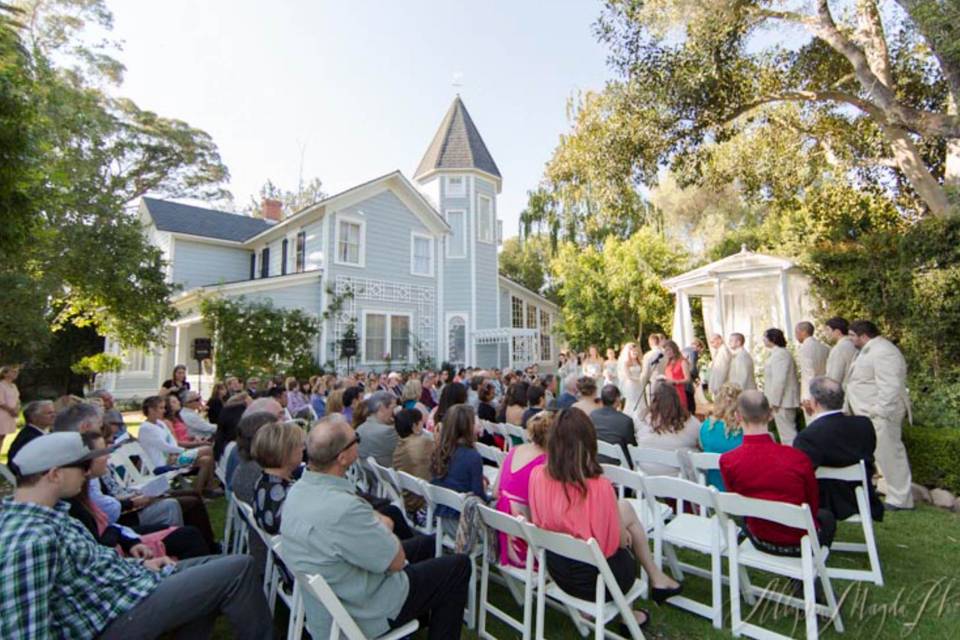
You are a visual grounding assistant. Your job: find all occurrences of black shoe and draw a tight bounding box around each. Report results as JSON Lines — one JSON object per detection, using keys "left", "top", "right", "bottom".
{"left": 651, "top": 584, "right": 683, "bottom": 604}
{"left": 883, "top": 502, "right": 914, "bottom": 512}
{"left": 618, "top": 608, "right": 651, "bottom": 635}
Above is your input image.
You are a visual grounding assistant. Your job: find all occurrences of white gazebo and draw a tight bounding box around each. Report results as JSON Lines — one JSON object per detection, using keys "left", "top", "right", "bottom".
{"left": 662, "top": 246, "right": 818, "bottom": 351}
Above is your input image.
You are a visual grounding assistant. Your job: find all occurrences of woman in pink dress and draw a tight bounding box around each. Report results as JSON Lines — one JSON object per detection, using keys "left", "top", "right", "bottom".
{"left": 493, "top": 411, "right": 553, "bottom": 567}
{"left": 661, "top": 339, "right": 692, "bottom": 411}
{"left": 0, "top": 364, "right": 21, "bottom": 453}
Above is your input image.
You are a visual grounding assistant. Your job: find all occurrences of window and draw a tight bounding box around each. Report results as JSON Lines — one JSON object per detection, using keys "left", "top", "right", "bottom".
{"left": 478, "top": 195, "right": 493, "bottom": 243}
{"left": 446, "top": 175, "right": 466, "bottom": 197}
{"left": 496, "top": 220, "right": 503, "bottom": 245}
{"left": 336, "top": 218, "right": 364, "bottom": 266}
{"left": 447, "top": 315, "right": 467, "bottom": 365}
{"left": 249, "top": 253, "right": 256, "bottom": 279}
{"left": 410, "top": 233, "right": 433, "bottom": 276}
{"left": 511, "top": 296, "right": 524, "bottom": 329}
{"left": 363, "top": 312, "right": 411, "bottom": 363}
{"left": 540, "top": 310, "right": 552, "bottom": 361}
{"left": 281, "top": 239, "right": 289, "bottom": 275}
{"left": 124, "top": 348, "right": 151, "bottom": 373}
{"left": 446, "top": 210, "right": 466, "bottom": 258}
{"left": 260, "top": 247, "right": 270, "bottom": 278}
{"left": 527, "top": 304, "right": 538, "bottom": 329}
{"left": 295, "top": 231, "right": 306, "bottom": 272}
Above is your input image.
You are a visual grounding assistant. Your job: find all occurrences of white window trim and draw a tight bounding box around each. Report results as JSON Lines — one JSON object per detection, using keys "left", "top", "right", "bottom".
{"left": 477, "top": 194, "right": 494, "bottom": 244}
{"left": 409, "top": 231, "right": 434, "bottom": 277}
{"left": 445, "top": 209, "right": 467, "bottom": 259}
{"left": 123, "top": 348, "right": 154, "bottom": 376}
{"left": 361, "top": 310, "right": 413, "bottom": 365}
{"left": 333, "top": 214, "right": 366, "bottom": 268}
{"left": 445, "top": 312, "right": 469, "bottom": 365}
{"left": 446, "top": 175, "right": 466, "bottom": 197}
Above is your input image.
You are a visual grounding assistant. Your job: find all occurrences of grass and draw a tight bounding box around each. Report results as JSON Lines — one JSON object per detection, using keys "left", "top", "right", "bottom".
{"left": 201, "top": 498, "right": 960, "bottom": 640}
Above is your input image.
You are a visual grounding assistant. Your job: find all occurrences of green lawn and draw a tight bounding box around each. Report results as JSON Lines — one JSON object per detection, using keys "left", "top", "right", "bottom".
{"left": 202, "top": 499, "right": 960, "bottom": 639}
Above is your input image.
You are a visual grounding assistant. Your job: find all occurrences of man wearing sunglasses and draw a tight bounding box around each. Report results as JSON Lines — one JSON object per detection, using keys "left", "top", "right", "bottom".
{"left": 1, "top": 432, "right": 272, "bottom": 640}
{"left": 281, "top": 414, "right": 471, "bottom": 640}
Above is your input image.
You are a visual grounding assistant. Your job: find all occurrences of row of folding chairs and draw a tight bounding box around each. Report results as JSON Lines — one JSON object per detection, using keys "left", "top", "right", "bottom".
{"left": 597, "top": 442, "right": 884, "bottom": 587}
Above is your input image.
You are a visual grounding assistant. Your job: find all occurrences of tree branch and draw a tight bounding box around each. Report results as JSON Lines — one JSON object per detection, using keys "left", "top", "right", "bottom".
{"left": 724, "top": 89, "right": 887, "bottom": 125}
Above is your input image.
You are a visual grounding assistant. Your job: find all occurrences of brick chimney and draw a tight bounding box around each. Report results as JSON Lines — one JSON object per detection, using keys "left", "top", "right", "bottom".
{"left": 261, "top": 198, "right": 283, "bottom": 222}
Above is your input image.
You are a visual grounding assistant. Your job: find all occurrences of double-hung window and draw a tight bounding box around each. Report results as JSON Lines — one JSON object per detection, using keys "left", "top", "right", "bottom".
{"left": 363, "top": 312, "right": 411, "bottom": 363}
{"left": 336, "top": 218, "right": 364, "bottom": 266}
{"left": 446, "top": 210, "right": 466, "bottom": 258}
{"left": 260, "top": 247, "right": 270, "bottom": 278}
{"left": 411, "top": 233, "right": 433, "bottom": 276}
{"left": 478, "top": 195, "right": 493, "bottom": 243}
{"left": 295, "top": 231, "right": 306, "bottom": 272}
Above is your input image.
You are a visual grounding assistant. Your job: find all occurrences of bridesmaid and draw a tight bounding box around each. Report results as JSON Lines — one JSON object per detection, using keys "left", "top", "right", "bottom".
{"left": 0, "top": 364, "right": 21, "bottom": 454}
{"left": 581, "top": 345, "right": 604, "bottom": 383}
{"left": 603, "top": 348, "right": 619, "bottom": 387}
{"left": 661, "top": 340, "right": 693, "bottom": 412}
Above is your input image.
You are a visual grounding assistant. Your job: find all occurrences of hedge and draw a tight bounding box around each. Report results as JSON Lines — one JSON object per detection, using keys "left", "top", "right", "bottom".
{"left": 904, "top": 425, "right": 960, "bottom": 493}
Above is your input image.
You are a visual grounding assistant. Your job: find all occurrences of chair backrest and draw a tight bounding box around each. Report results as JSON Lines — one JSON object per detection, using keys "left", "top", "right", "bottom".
{"left": 684, "top": 451, "right": 721, "bottom": 484}
{"left": 601, "top": 463, "right": 646, "bottom": 499}
{"left": 628, "top": 444, "right": 682, "bottom": 474}
{"left": 476, "top": 442, "right": 507, "bottom": 467}
{"left": 815, "top": 460, "right": 866, "bottom": 484}
{"left": 641, "top": 475, "right": 722, "bottom": 517}
{"left": 477, "top": 504, "right": 529, "bottom": 540}
{"left": 216, "top": 441, "right": 237, "bottom": 482}
{"left": 109, "top": 441, "right": 151, "bottom": 486}
{"left": 503, "top": 423, "right": 528, "bottom": 444}
{"left": 596, "top": 440, "right": 628, "bottom": 467}
{"left": 423, "top": 482, "right": 467, "bottom": 513}
{"left": 521, "top": 520, "right": 598, "bottom": 566}
{"left": 716, "top": 492, "right": 819, "bottom": 540}
{"left": 396, "top": 470, "right": 427, "bottom": 496}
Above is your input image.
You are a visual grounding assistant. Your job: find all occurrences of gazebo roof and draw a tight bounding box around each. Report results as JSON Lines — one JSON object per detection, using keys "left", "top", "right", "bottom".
{"left": 662, "top": 246, "right": 800, "bottom": 294}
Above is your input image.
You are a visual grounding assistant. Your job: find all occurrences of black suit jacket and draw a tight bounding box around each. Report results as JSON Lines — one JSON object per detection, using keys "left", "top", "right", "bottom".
{"left": 6, "top": 424, "right": 44, "bottom": 477}
{"left": 590, "top": 406, "right": 637, "bottom": 468}
{"left": 794, "top": 412, "right": 884, "bottom": 522}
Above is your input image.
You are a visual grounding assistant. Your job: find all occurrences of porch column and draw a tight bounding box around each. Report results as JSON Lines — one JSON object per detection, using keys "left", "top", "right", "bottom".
{"left": 778, "top": 270, "right": 792, "bottom": 333}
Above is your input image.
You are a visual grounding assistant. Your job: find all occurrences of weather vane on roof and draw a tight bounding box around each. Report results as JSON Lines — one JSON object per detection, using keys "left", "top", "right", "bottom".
{"left": 452, "top": 71, "right": 463, "bottom": 94}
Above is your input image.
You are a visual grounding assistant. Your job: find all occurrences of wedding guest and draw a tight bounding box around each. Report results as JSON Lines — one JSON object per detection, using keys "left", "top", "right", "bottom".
{"left": 661, "top": 339, "right": 693, "bottom": 411}
{"left": 161, "top": 364, "right": 190, "bottom": 401}
{"left": 699, "top": 383, "right": 743, "bottom": 490}
{"left": 0, "top": 364, "right": 21, "bottom": 456}
{"left": 251, "top": 421, "right": 306, "bottom": 534}
{"left": 393, "top": 409, "right": 433, "bottom": 514}
{"left": 570, "top": 376, "right": 601, "bottom": 416}
{"left": 633, "top": 383, "right": 699, "bottom": 476}
{"left": 761, "top": 328, "right": 801, "bottom": 446}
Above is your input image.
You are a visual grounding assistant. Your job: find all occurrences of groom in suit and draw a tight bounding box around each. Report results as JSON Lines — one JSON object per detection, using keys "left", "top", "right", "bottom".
{"left": 794, "top": 377, "right": 884, "bottom": 522}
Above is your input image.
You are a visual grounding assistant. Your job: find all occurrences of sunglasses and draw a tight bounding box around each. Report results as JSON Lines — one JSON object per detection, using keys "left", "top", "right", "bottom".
{"left": 63, "top": 459, "right": 92, "bottom": 472}
{"left": 319, "top": 434, "right": 361, "bottom": 465}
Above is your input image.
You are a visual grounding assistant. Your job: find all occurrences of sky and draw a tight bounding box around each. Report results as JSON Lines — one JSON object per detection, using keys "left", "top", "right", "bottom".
{"left": 108, "top": 0, "right": 613, "bottom": 239}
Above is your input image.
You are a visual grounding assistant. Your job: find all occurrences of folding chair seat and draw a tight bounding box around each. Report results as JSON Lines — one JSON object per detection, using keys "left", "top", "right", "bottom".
{"left": 717, "top": 492, "right": 844, "bottom": 640}
{"left": 597, "top": 440, "right": 630, "bottom": 468}
{"left": 640, "top": 475, "right": 731, "bottom": 628}
{"left": 521, "top": 521, "right": 647, "bottom": 640}
{"left": 477, "top": 505, "right": 538, "bottom": 640}
{"left": 816, "top": 460, "right": 883, "bottom": 586}
{"left": 503, "top": 423, "right": 529, "bottom": 448}
{"left": 601, "top": 464, "right": 673, "bottom": 535}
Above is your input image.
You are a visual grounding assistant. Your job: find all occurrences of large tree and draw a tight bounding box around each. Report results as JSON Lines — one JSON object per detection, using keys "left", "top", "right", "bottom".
{"left": 594, "top": 0, "right": 959, "bottom": 218}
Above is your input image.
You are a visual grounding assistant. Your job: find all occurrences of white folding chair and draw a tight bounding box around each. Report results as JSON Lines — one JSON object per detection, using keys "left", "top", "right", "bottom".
{"left": 344, "top": 460, "right": 367, "bottom": 492}
{"left": 270, "top": 540, "right": 307, "bottom": 640}
{"left": 627, "top": 445, "right": 684, "bottom": 477}
{"left": 215, "top": 441, "right": 236, "bottom": 486}
{"left": 476, "top": 442, "right": 507, "bottom": 467}
{"left": 601, "top": 463, "right": 672, "bottom": 536}
{"left": 422, "top": 482, "right": 481, "bottom": 629}
{"left": 228, "top": 494, "right": 249, "bottom": 555}
{"left": 108, "top": 441, "right": 152, "bottom": 487}
{"left": 717, "top": 493, "right": 844, "bottom": 640}
{"left": 683, "top": 451, "right": 723, "bottom": 517}
{"left": 597, "top": 440, "right": 630, "bottom": 468}
{"left": 816, "top": 460, "right": 883, "bottom": 586}
{"left": 522, "top": 521, "right": 647, "bottom": 640}
{"left": 640, "top": 475, "right": 731, "bottom": 629}
{"left": 396, "top": 470, "right": 434, "bottom": 535}
{"left": 234, "top": 501, "right": 280, "bottom": 604}
{"left": 477, "top": 505, "right": 537, "bottom": 640}
{"left": 503, "top": 423, "right": 529, "bottom": 447}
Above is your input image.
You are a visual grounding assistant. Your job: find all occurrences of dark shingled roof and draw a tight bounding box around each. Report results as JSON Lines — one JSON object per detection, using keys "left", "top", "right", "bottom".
{"left": 142, "top": 197, "right": 273, "bottom": 242}
{"left": 415, "top": 96, "right": 501, "bottom": 180}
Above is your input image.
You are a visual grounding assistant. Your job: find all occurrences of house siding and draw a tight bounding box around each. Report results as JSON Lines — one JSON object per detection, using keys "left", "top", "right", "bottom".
{"left": 474, "top": 178, "right": 499, "bottom": 330}
{"left": 439, "top": 175, "right": 472, "bottom": 321}
{"left": 171, "top": 238, "right": 252, "bottom": 291}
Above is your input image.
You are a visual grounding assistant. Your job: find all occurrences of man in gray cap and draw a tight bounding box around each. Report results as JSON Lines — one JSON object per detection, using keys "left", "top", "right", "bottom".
{"left": 1, "top": 432, "right": 271, "bottom": 640}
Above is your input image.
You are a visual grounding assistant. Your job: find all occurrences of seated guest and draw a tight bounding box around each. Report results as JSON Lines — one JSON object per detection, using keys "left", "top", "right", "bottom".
{"left": 500, "top": 382, "right": 528, "bottom": 426}
{"left": 51, "top": 402, "right": 104, "bottom": 434}
{"left": 420, "top": 371, "right": 439, "bottom": 410}
{"left": 341, "top": 386, "right": 363, "bottom": 425}
{"left": 231, "top": 411, "right": 281, "bottom": 505}
{"left": 571, "top": 376, "right": 601, "bottom": 416}
{"left": 794, "top": 377, "right": 884, "bottom": 522}
{"left": 393, "top": 409, "right": 434, "bottom": 514}
{"left": 7, "top": 399, "right": 56, "bottom": 476}
{"left": 633, "top": 383, "right": 700, "bottom": 475}
{"left": 310, "top": 376, "right": 328, "bottom": 419}
{"left": 285, "top": 376, "right": 312, "bottom": 419}
{"left": 213, "top": 392, "right": 250, "bottom": 461}
{"left": 521, "top": 384, "right": 546, "bottom": 428}
{"left": 477, "top": 381, "right": 498, "bottom": 422}
{"left": 71, "top": 432, "right": 209, "bottom": 559}
{"left": 528, "top": 408, "right": 681, "bottom": 629}
{"left": 720, "top": 390, "right": 836, "bottom": 554}
{"left": 281, "top": 415, "right": 471, "bottom": 640}
{"left": 431, "top": 404, "right": 486, "bottom": 535}
{"left": 357, "top": 391, "right": 400, "bottom": 467}
{"left": 325, "top": 388, "right": 345, "bottom": 416}
{"left": 401, "top": 378, "right": 429, "bottom": 415}
{"left": 138, "top": 396, "right": 217, "bottom": 497}
{"left": 494, "top": 411, "right": 552, "bottom": 567}
{"left": 206, "top": 382, "right": 227, "bottom": 425}
{"left": 3, "top": 432, "right": 271, "bottom": 639}
{"left": 699, "top": 382, "right": 744, "bottom": 490}
{"left": 556, "top": 374, "right": 579, "bottom": 411}
{"left": 431, "top": 382, "right": 467, "bottom": 432}
{"left": 590, "top": 385, "right": 637, "bottom": 467}
{"left": 180, "top": 391, "right": 217, "bottom": 440}
{"left": 164, "top": 395, "right": 212, "bottom": 449}
{"left": 251, "top": 421, "right": 306, "bottom": 534}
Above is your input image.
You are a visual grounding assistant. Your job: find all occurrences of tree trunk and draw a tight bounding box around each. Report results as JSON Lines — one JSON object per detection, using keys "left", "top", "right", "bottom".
{"left": 947, "top": 94, "right": 960, "bottom": 203}
{"left": 881, "top": 123, "right": 951, "bottom": 217}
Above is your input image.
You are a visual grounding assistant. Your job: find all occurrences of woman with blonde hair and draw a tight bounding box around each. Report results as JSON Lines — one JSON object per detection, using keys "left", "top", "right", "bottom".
{"left": 617, "top": 342, "right": 645, "bottom": 414}
{"left": 401, "top": 378, "right": 428, "bottom": 414}
{"left": 0, "top": 364, "right": 21, "bottom": 453}
{"left": 699, "top": 382, "right": 744, "bottom": 490}
{"left": 251, "top": 421, "right": 306, "bottom": 534}
{"left": 324, "top": 388, "right": 345, "bottom": 415}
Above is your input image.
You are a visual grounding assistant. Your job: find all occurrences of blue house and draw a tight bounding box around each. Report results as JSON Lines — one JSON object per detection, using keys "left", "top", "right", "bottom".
{"left": 102, "top": 97, "right": 559, "bottom": 397}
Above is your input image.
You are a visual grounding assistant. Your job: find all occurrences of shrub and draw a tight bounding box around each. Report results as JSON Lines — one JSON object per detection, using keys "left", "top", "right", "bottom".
{"left": 904, "top": 425, "right": 960, "bottom": 493}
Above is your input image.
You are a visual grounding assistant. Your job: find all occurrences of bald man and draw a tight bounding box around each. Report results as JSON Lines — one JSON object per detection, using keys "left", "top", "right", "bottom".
{"left": 280, "top": 415, "right": 470, "bottom": 640}
{"left": 242, "top": 397, "right": 283, "bottom": 420}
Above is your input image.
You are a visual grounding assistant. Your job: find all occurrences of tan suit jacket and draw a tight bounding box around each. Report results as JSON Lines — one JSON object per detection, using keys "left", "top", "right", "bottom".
{"left": 763, "top": 346, "right": 800, "bottom": 408}
{"left": 826, "top": 336, "right": 857, "bottom": 386}
{"left": 708, "top": 344, "right": 732, "bottom": 395}
{"left": 728, "top": 348, "right": 756, "bottom": 391}
{"left": 845, "top": 336, "right": 910, "bottom": 419}
{"left": 798, "top": 337, "right": 829, "bottom": 400}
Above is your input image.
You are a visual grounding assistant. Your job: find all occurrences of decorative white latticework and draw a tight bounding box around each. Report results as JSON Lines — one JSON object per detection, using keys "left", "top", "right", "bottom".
{"left": 333, "top": 276, "right": 435, "bottom": 369}
{"left": 472, "top": 328, "right": 541, "bottom": 369}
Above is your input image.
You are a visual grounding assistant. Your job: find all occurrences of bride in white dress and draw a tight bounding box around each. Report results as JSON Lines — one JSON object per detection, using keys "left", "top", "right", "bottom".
{"left": 617, "top": 342, "right": 646, "bottom": 415}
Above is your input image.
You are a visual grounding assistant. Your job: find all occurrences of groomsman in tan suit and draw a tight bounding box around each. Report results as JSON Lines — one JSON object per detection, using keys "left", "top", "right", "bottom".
{"left": 762, "top": 328, "right": 801, "bottom": 445}
{"left": 824, "top": 317, "right": 857, "bottom": 386}
{"left": 707, "top": 333, "right": 732, "bottom": 396}
{"left": 846, "top": 320, "right": 914, "bottom": 510}
{"left": 795, "top": 321, "right": 829, "bottom": 413}
{"left": 727, "top": 333, "right": 756, "bottom": 391}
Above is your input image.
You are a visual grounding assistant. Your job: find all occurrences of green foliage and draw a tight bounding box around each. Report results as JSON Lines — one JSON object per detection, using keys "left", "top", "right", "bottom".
{"left": 70, "top": 352, "right": 122, "bottom": 383}
{"left": 200, "top": 296, "right": 320, "bottom": 382}
{"left": 905, "top": 425, "right": 960, "bottom": 492}
{"left": 551, "top": 228, "right": 685, "bottom": 349}
{"left": 498, "top": 235, "right": 556, "bottom": 300}
{"left": 245, "top": 177, "right": 326, "bottom": 218}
